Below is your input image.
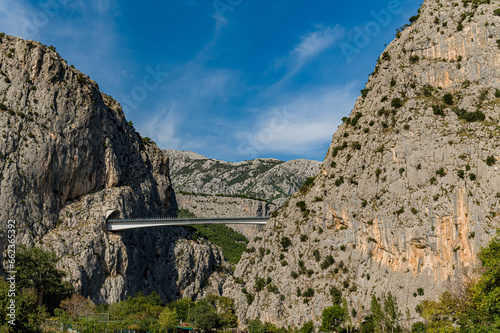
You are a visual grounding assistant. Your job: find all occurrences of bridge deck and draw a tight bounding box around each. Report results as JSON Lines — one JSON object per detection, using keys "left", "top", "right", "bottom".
{"left": 106, "top": 217, "right": 269, "bottom": 231}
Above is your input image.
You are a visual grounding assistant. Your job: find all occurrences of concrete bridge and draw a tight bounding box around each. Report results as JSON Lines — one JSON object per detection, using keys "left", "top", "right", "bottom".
{"left": 106, "top": 216, "right": 269, "bottom": 231}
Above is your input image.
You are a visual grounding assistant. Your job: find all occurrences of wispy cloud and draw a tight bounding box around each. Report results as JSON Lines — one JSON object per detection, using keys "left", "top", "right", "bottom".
{"left": 134, "top": 61, "right": 241, "bottom": 150}
{"left": 271, "top": 24, "right": 346, "bottom": 89}
{"left": 235, "top": 83, "right": 358, "bottom": 159}
{"left": 141, "top": 104, "right": 183, "bottom": 150}
{"left": 287, "top": 25, "right": 344, "bottom": 76}
{"left": 292, "top": 25, "right": 345, "bottom": 64}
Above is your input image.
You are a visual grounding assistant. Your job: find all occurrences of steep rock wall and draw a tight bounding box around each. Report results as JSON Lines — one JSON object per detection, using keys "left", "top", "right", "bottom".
{"left": 224, "top": 0, "right": 500, "bottom": 328}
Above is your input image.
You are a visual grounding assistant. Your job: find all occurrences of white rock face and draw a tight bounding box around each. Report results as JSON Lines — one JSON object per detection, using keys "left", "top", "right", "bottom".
{"left": 224, "top": 0, "right": 500, "bottom": 329}
{"left": 0, "top": 36, "right": 230, "bottom": 303}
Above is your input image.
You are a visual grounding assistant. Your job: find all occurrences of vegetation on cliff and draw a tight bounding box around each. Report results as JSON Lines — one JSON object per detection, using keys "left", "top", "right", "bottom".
{"left": 178, "top": 209, "right": 249, "bottom": 264}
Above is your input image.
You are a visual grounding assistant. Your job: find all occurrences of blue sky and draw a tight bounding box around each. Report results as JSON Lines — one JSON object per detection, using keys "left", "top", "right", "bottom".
{"left": 0, "top": 0, "right": 421, "bottom": 162}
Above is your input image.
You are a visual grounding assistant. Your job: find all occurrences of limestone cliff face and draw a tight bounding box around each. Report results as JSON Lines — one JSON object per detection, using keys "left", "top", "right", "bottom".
{"left": 0, "top": 35, "right": 230, "bottom": 303}
{"left": 224, "top": 0, "right": 500, "bottom": 328}
{"left": 165, "top": 149, "right": 321, "bottom": 206}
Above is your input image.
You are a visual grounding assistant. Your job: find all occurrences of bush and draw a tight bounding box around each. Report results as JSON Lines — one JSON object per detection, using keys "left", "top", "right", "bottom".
{"left": 454, "top": 108, "right": 485, "bottom": 122}
{"left": 436, "top": 167, "right": 446, "bottom": 177}
{"left": 412, "top": 321, "right": 426, "bottom": 332}
{"left": 443, "top": 93, "right": 454, "bottom": 105}
{"left": 320, "top": 255, "right": 335, "bottom": 270}
{"left": 495, "top": 89, "right": 500, "bottom": 98}
{"left": 291, "top": 271, "right": 298, "bottom": 279}
{"left": 382, "top": 52, "right": 391, "bottom": 61}
{"left": 417, "top": 288, "right": 424, "bottom": 296}
{"left": 351, "top": 112, "right": 363, "bottom": 126}
{"left": 409, "top": 55, "right": 420, "bottom": 63}
{"left": 299, "top": 320, "right": 315, "bottom": 333}
{"left": 422, "top": 85, "right": 434, "bottom": 97}
{"left": 246, "top": 293, "right": 254, "bottom": 305}
{"left": 494, "top": 8, "right": 500, "bottom": 16}
{"left": 361, "top": 89, "right": 371, "bottom": 98}
{"left": 313, "top": 249, "right": 320, "bottom": 262}
{"left": 303, "top": 288, "right": 315, "bottom": 298}
{"left": 0, "top": 103, "right": 6, "bottom": 110}
{"left": 280, "top": 237, "right": 292, "bottom": 250}
{"left": 77, "top": 74, "right": 86, "bottom": 85}
{"left": 254, "top": 277, "right": 265, "bottom": 292}
{"left": 142, "top": 137, "right": 156, "bottom": 145}
{"left": 432, "top": 105, "right": 445, "bottom": 116}
{"left": 486, "top": 155, "right": 496, "bottom": 166}
{"left": 391, "top": 98, "right": 403, "bottom": 108}
{"left": 469, "top": 173, "right": 476, "bottom": 181}
{"left": 409, "top": 15, "right": 419, "bottom": 23}
{"left": 335, "top": 176, "right": 344, "bottom": 187}
{"left": 299, "top": 176, "right": 315, "bottom": 193}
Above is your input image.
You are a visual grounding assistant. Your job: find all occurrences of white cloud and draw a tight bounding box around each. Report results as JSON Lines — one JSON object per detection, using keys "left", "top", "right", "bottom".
{"left": 235, "top": 83, "right": 358, "bottom": 159}
{"left": 292, "top": 25, "right": 345, "bottom": 64}
{"left": 140, "top": 104, "right": 183, "bottom": 150}
{"left": 269, "top": 24, "right": 346, "bottom": 89}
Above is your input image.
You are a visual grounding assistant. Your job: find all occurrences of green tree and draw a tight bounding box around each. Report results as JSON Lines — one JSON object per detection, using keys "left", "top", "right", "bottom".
{"left": 299, "top": 320, "right": 314, "bottom": 333}
{"left": 463, "top": 231, "right": 500, "bottom": 331}
{"left": 0, "top": 278, "right": 48, "bottom": 332}
{"left": 330, "top": 286, "right": 343, "bottom": 305}
{"left": 159, "top": 307, "right": 179, "bottom": 330}
{"left": 16, "top": 245, "right": 72, "bottom": 313}
{"left": 371, "top": 295, "right": 385, "bottom": 333}
{"left": 218, "top": 296, "right": 238, "bottom": 328}
{"left": 383, "top": 292, "right": 402, "bottom": 332}
{"left": 187, "top": 300, "right": 221, "bottom": 332}
{"left": 321, "top": 305, "right": 346, "bottom": 332}
{"left": 170, "top": 297, "right": 195, "bottom": 322}
{"left": 247, "top": 318, "right": 265, "bottom": 333}
{"left": 108, "top": 291, "right": 164, "bottom": 321}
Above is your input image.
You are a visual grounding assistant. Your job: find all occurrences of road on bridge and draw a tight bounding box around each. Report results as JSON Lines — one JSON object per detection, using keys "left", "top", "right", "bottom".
{"left": 106, "top": 217, "right": 269, "bottom": 231}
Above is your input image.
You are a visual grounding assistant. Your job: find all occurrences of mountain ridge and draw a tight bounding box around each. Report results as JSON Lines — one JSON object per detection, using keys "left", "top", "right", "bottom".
{"left": 165, "top": 149, "right": 322, "bottom": 206}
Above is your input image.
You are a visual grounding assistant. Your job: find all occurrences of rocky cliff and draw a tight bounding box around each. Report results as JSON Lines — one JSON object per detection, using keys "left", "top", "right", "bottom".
{"left": 165, "top": 149, "right": 321, "bottom": 206}
{"left": 0, "top": 35, "right": 230, "bottom": 303}
{"left": 224, "top": 0, "right": 500, "bottom": 328}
